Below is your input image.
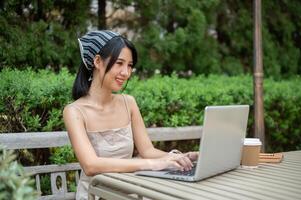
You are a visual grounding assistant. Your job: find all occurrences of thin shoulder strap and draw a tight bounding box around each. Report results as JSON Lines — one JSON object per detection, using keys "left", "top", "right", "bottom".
{"left": 121, "top": 94, "right": 131, "bottom": 121}
{"left": 68, "top": 103, "right": 88, "bottom": 130}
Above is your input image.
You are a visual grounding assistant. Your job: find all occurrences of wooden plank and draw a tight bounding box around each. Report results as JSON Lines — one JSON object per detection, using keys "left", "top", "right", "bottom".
{"left": 35, "top": 174, "right": 41, "bottom": 195}
{"left": 220, "top": 172, "right": 301, "bottom": 195}
{"left": 112, "top": 173, "right": 229, "bottom": 200}
{"left": 209, "top": 175, "right": 300, "bottom": 199}
{"left": 235, "top": 168, "right": 301, "bottom": 185}
{"left": 75, "top": 170, "right": 80, "bottom": 184}
{"left": 90, "top": 174, "right": 185, "bottom": 200}
{"left": 0, "top": 126, "right": 203, "bottom": 149}
{"left": 88, "top": 185, "right": 137, "bottom": 200}
{"left": 24, "top": 163, "right": 81, "bottom": 175}
{"left": 0, "top": 131, "right": 70, "bottom": 149}
{"left": 148, "top": 126, "right": 202, "bottom": 141}
{"left": 38, "top": 192, "right": 76, "bottom": 200}
{"left": 198, "top": 179, "right": 277, "bottom": 200}
{"left": 123, "top": 173, "right": 253, "bottom": 200}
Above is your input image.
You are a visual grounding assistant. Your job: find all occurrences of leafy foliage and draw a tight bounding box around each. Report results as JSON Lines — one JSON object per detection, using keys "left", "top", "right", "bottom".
{"left": 264, "top": 77, "right": 301, "bottom": 152}
{"left": 50, "top": 146, "right": 76, "bottom": 164}
{"left": 126, "top": 74, "right": 301, "bottom": 152}
{"left": 0, "top": 69, "right": 300, "bottom": 155}
{"left": 109, "top": 0, "right": 301, "bottom": 77}
{"left": 0, "top": 146, "right": 37, "bottom": 200}
{"left": 0, "top": 68, "right": 74, "bottom": 132}
{"left": 1, "top": 0, "right": 300, "bottom": 77}
{"left": 0, "top": 0, "right": 90, "bottom": 72}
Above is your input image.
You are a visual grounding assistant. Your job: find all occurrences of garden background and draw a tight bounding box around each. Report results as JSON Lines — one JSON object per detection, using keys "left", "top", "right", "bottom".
{"left": 0, "top": 0, "right": 301, "bottom": 196}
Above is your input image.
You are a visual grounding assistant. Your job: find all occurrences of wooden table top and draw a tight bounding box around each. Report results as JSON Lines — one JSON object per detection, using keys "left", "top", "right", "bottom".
{"left": 89, "top": 151, "right": 301, "bottom": 200}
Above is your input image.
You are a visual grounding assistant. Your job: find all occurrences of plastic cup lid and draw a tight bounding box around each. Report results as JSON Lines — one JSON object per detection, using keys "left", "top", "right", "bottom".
{"left": 244, "top": 138, "right": 262, "bottom": 146}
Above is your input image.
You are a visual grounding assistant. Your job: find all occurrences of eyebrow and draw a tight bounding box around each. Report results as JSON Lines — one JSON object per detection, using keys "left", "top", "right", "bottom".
{"left": 117, "top": 58, "right": 133, "bottom": 64}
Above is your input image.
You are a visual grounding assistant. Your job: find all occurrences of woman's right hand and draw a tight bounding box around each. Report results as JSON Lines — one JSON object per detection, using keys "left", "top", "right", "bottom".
{"left": 145, "top": 159, "right": 184, "bottom": 171}
{"left": 145, "top": 152, "right": 195, "bottom": 171}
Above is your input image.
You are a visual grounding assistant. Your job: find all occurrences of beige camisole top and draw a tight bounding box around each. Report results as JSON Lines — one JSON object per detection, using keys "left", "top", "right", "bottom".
{"left": 70, "top": 95, "right": 134, "bottom": 200}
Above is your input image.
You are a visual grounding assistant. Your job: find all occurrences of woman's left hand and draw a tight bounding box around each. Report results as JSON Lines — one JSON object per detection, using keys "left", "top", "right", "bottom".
{"left": 163, "top": 151, "right": 199, "bottom": 171}
{"left": 162, "top": 153, "right": 192, "bottom": 171}
{"left": 184, "top": 151, "right": 199, "bottom": 162}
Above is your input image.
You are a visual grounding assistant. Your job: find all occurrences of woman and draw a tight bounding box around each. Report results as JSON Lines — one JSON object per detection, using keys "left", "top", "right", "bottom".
{"left": 63, "top": 30, "right": 198, "bottom": 199}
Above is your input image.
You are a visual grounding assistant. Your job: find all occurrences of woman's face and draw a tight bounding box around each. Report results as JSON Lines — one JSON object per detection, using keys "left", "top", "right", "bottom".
{"left": 102, "top": 47, "right": 133, "bottom": 92}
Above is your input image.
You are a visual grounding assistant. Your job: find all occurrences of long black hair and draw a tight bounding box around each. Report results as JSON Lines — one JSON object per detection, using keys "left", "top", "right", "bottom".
{"left": 72, "top": 36, "right": 137, "bottom": 100}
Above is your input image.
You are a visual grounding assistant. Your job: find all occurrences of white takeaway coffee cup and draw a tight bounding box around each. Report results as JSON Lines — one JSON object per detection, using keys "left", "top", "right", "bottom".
{"left": 241, "top": 138, "right": 262, "bottom": 168}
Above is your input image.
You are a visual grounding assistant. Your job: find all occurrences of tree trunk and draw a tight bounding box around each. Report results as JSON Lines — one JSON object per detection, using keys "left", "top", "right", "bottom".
{"left": 0, "top": 0, "right": 4, "bottom": 10}
{"left": 98, "top": 0, "right": 106, "bottom": 29}
{"left": 33, "top": 0, "right": 43, "bottom": 21}
{"left": 37, "top": 0, "right": 43, "bottom": 20}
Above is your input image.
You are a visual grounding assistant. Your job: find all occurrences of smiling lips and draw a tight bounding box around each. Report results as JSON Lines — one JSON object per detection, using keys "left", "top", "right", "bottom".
{"left": 116, "top": 78, "right": 125, "bottom": 86}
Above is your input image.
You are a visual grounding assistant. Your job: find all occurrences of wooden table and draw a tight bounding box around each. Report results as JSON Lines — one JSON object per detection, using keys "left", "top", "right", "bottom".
{"left": 88, "top": 151, "right": 301, "bottom": 200}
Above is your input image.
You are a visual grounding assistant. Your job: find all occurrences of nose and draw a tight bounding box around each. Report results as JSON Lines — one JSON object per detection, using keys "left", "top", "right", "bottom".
{"left": 121, "top": 65, "right": 130, "bottom": 76}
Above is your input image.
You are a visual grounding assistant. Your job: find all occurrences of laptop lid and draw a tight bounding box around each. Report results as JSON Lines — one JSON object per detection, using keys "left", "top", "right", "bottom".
{"left": 194, "top": 105, "right": 249, "bottom": 180}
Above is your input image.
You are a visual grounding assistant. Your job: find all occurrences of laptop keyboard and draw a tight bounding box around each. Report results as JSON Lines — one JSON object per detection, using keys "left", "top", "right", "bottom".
{"left": 165, "top": 166, "right": 196, "bottom": 176}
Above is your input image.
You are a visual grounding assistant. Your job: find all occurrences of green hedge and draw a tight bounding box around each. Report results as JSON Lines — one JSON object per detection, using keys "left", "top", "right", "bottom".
{"left": 0, "top": 68, "right": 73, "bottom": 132}
{"left": 1, "top": 69, "right": 301, "bottom": 153}
{"left": 127, "top": 75, "right": 301, "bottom": 152}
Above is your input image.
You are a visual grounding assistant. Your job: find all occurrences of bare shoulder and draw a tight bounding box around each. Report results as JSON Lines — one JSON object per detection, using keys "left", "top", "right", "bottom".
{"left": 63, "top": 102, "right": 83, "bottom": 121}
{"left": 123, "top": 94, "right": 135, "bottom": 102}
{"left": 63, "top": 102, "right": 86, "bottom": 137}
{"left": 122, "top": 94, "right": 138, "bottom": 107}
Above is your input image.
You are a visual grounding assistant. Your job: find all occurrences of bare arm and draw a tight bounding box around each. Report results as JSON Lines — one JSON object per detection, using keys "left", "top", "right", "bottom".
{"left": 63, "top": 104, "right": 183, "bottom": 176}
{"left": 127, "top": 95, "right": 168, "bottom": 158}
{"left": 128, "top": 95, "right": 199, "bottom": 164}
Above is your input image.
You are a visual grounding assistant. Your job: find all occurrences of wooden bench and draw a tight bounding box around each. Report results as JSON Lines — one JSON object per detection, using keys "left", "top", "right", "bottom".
{"left": 0, "top": 126, "right": 202, "bottom": 200}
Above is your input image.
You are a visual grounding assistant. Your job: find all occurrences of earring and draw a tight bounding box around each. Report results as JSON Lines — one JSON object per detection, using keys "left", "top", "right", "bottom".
{"left": 88, "top": 74, "right": 93, "bottom": 81}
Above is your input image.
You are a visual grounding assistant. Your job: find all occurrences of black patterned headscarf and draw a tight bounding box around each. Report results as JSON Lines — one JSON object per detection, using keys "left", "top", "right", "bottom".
{"left": 78, "top": 30, "right": 120, "bottom": 70}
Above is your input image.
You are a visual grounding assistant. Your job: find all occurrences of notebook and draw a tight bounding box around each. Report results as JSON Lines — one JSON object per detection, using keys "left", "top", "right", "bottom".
{"left": 135, "top": 105, "right": 250, "bottom": 182}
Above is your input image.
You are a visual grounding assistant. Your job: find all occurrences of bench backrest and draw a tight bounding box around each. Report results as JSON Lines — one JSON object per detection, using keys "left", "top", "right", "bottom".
{"left": 0, "top": 126, "right": 202, "bottom": 200}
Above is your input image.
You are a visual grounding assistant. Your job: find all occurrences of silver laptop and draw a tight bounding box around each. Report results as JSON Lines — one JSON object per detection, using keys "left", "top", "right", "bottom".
{"left": 135, "top": 105, "right": 249, "bottom": 182}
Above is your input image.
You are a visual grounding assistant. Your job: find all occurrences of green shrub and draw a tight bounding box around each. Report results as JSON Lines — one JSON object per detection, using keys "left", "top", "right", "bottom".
{"left": 0, "top": 146, "right": 37, "bottom": 200}
{"left": 0, "top": 69, "right": 300, "bottom": 153}
{"left": 49, "top": 146, "right": 76, "bottom": 164}
{"left": 264, "top": 77, "right": 301, "bottom": 152}
{"left": 39, "top": 175, "right": 51, "bottom": 196}
{"left": 0, "top": 68, "right": 74, "bottom": 132}
{"left": 125, "top": 74, "right": 301, "bottom": 152}
{"left": 126, "top": 74, "right": 254, "bottom": 127}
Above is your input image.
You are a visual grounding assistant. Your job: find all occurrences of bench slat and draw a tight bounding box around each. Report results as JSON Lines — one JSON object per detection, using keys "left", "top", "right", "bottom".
{"left": 0, "top": 131, "right": 70, "bottom": 149}
{"left": 24, "top": 163, "right": 81, "bottom": 175}
{"left": 148, "top": 126, "right": 202, "bottom": 141}
{"left": 38, "top": 192, "right": 76, "bottom": 200}
{"left": 36, "top": 174, "right": 41, "bottom": 194}
{"left": 0, "top": 126, "right": 202, "bottom": 150}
